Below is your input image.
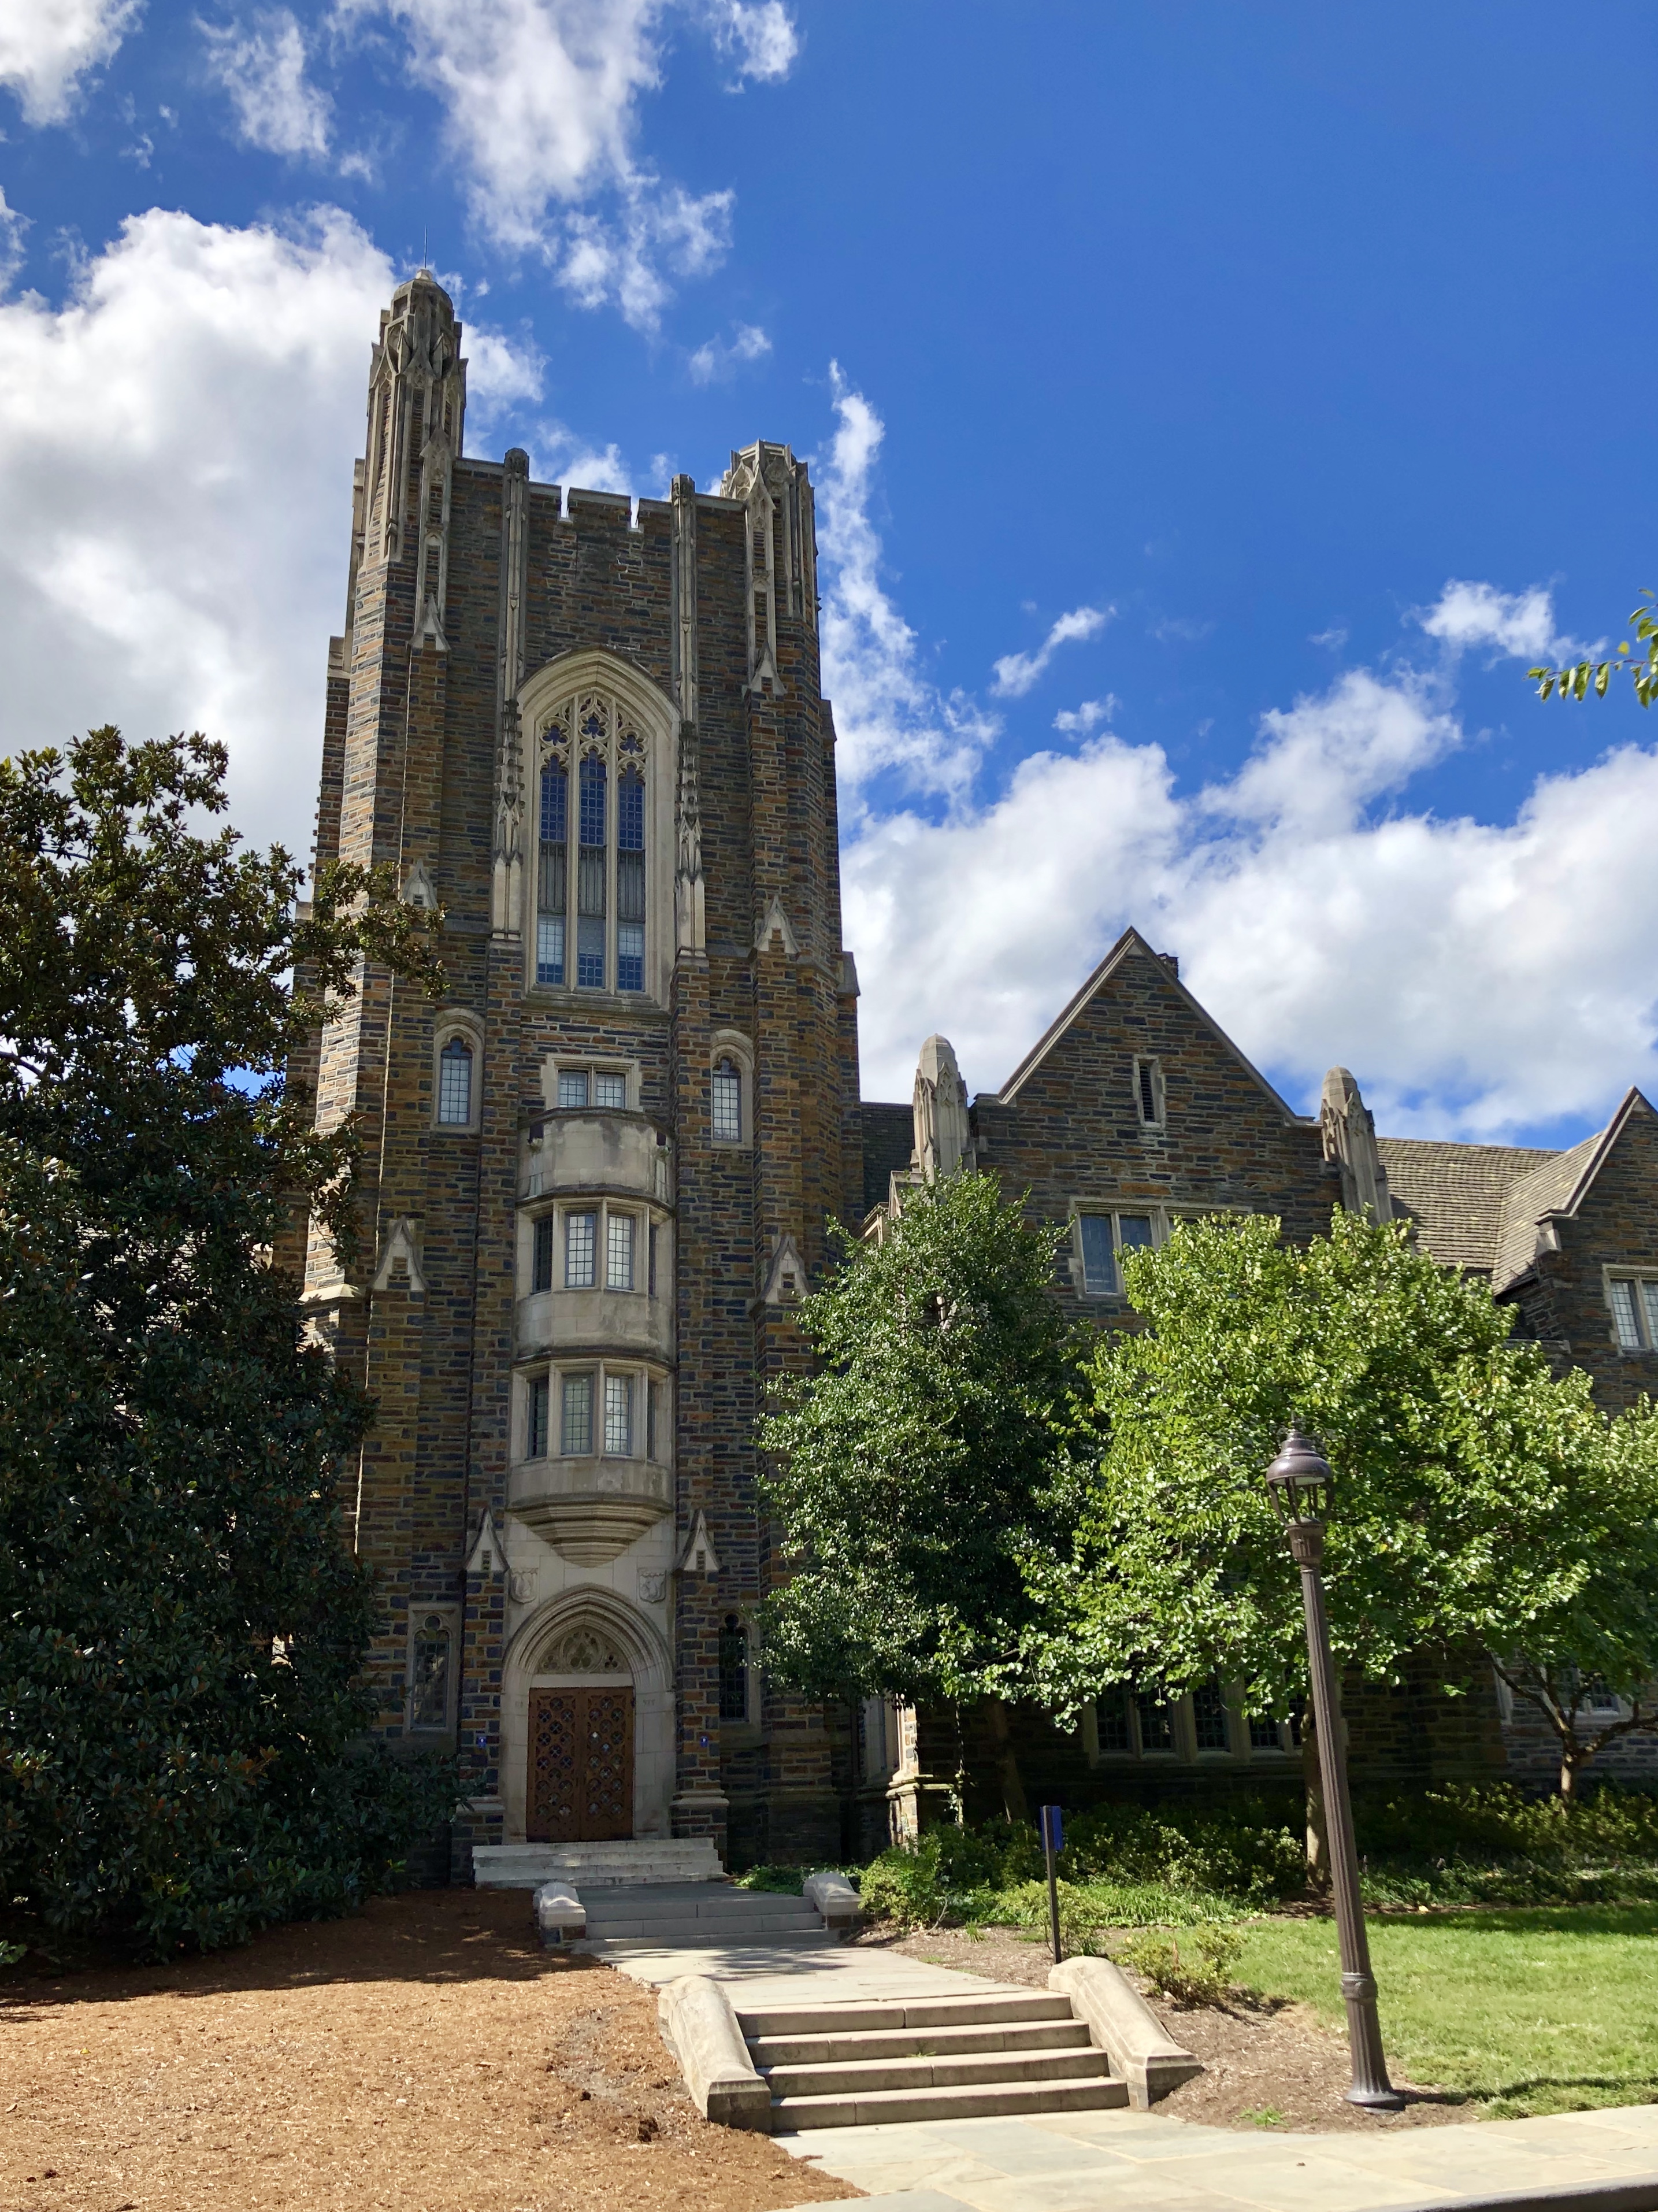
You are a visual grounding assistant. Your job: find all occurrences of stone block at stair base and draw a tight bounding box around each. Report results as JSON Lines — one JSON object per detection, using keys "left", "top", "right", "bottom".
{"left": 533, "top": 1881, "right": 585, "bottom": 1946}
{"left": 659, "top": 1975, "right": 773, "bottom": 2131}
{"left": 803, "top": 1871, "right": 861, "bottom": 1931}
{"left": 1049, "top": 1955, "right": 1203, "bottom": 2109}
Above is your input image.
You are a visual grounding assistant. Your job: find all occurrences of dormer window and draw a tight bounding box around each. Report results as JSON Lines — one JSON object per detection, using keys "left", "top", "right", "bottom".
{"left": 1135, "top": 1056, "right": 1166, "bottom": 1130}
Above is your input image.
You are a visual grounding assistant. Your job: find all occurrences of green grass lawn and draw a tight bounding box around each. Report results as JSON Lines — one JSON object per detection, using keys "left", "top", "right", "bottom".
{"left": 1232, "top": 1905, "right": 1658, "bottom": 2119}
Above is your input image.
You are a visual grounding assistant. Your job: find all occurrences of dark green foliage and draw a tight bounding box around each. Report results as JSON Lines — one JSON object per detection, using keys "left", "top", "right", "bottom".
{"left": 758, "top": 1172, "right": 1082, "bottom": 1705}
{"left": 1355, "top": 1782, "right": 1658, "bottom": 1907}
{"left": 0, "top": 728, "right": 454, "bottom": 1957}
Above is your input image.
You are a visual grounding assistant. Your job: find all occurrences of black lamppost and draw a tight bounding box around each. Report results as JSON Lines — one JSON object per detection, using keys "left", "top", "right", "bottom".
{"left": 1265, "top": 1427, "right": 1404, "bottom": 2112}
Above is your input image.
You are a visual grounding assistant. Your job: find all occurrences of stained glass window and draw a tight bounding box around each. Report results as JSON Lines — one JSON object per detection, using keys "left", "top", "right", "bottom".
{"left": 410, "top": 1615, "right": 451, "bottom": 1730}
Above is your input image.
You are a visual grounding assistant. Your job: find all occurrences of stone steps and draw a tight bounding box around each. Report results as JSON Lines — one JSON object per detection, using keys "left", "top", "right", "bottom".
{"left": 472, "top": 1840, "right": 723, "bottom": 1889}
{"left": 578, "top": 1883, "right": 833, "bottom": 1950}
{"left": 737, "top": 1989, "right": 1127, "bottom": 2131}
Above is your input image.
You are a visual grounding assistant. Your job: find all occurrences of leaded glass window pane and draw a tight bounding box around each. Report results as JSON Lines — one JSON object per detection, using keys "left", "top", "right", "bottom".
{"left": 1136, "top": 1689, "right": 1173, "bottom": 1752}
{"left": 603, "top": 1372, "right": 632, "bottom": 1455}
{"left": 1118, "top": 1214, "right": 1155, "bottom": 1252}
{"left": 565, "top": 1210, "right": 596, "bottom": 1288}
{"left": 561, "top": 1373, "right": 592, "bottom": 1455}
{"left": 437, "top": 1037, "right": 472, "bottom": 1125}
{"left": 1193, "top": 1680, "right": 1229, "bottom": 1751}
{"left": 526, "top": 1373, "right": 549, "bottom": 1459}
{"left": 718, "top": 1614, "right": 748, "bottom": 1721}
{"left": 607, "top": 1211, "right": 635, "bottom": 1291}
{"left": 1079, "top": 1215, "right": 1115, "bottom": 1295}
{"left": 1248, "top": 1714, "right": 1282, "bottom": 1750}
{"left": 617, "top": 922, "right": 643, "bottom": 992}
{"left": 594, "top": 1072, "right": 626, "bottom": 1109}
{"left": 1095, "top": 1694, "right": 1131, "bottom": 1753}
{"left": 711, "top": 1058, "right": 741, "bottom": 1143}
{"left": 532, "top": 1216, "right": 554, "bottom": 1293}
{"left": 540, "top": 760, "right": 567, "bottom": 842}
{"left": 579, "top": 754, "right": 606, "bottom": 849}
{"left": 577, "top": 915, "right": 605, "bottom": 990}
{"left": 1611, "top": 1279, "right": 1642, "bottom": 1350}
{"left": 536, "top": 913, "right": 565, "bottom": 985}
{"left": 1642, "top": 1281, "right": 1658, "bottom": 1347}
{"left": 411, "top": 1615, "right": 451, "bottom": 1729}
{"left": 558, "top": 1070, "right": 588, "bottom": 1109}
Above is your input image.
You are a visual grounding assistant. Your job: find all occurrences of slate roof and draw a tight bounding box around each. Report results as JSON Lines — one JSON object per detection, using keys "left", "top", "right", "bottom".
{"left": 1491, "top": 1132, "right": 1603, "bottom": 1291}
{"left": 1374, "top": 1138, "right": 1557, "bottom": 1274}
{"left": 860, "top": 1101, "right": 914, "bottom": 1217}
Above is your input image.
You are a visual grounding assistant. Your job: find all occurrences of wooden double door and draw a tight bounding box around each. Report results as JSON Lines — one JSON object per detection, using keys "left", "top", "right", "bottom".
{"left": 528, "top": 1687, "right": 635, "bottom": 1842}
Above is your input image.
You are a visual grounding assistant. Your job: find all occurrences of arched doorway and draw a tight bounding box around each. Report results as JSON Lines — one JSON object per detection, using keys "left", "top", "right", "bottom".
{"left": 502, "top": 1591, "right": 674, "bottom": 1844}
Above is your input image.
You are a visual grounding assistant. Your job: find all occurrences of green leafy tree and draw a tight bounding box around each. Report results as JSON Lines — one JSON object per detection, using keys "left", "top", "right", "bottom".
{"left": 1529, "top": 591, "right": 1658, "bottom": 706}
{"left": 1035, "top": 1211, "right": 1658, "bottom": 1800}
{"left": 0, "top": 727, "right": 455, "bottom": 1957}
{"left": 758, "top": 1171, "right": 1083, "bottom": 1820}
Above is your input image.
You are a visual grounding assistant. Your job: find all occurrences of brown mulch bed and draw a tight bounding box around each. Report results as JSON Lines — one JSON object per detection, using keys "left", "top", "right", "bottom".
{"left": 864, "top": 1924, "right": 1468, "bottom": 2135}
{"left": 0, "top": 1890, "right": 858, "bottom": 2212}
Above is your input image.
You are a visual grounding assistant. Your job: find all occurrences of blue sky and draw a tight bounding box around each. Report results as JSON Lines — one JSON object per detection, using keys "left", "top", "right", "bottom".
{"left": 2, "top": 1, "right": 1656, "bottom": 1137}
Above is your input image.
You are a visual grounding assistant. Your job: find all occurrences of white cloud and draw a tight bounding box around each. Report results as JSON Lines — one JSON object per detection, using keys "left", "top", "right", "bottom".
{"left": 0, "top": 0, "right": 140, "bottom": 125}
{"left": 703, "top": 0, "right": 795, "bottom": 81}
{"left": 815, "top": 365, "right": 997, "bottom": 804}
{"left": 0, "top": 205, "right": 540, "bottom": 865}
{"left": 0, "top": 188, "right": 28, "bottom": 290}
{"left": 346, "top": 0, "right": 795, "bottom": 324}
{"left": 687, "top": 318, "right": 769, "bottom": 383}
{"left": 991, "top": 603, "right": 1112, "bottom": 698}
{"left": 1415, "top": 577, "right": 1563, "bottom": 661}
{"left": 822, "top": 418, "right": 1658, "bottom": 1137}
{"left": 1053, "top": 697, "right": 1117, "bottom": 735}
{"left": 202, "top": 8, "right": 333, "bottom": 159}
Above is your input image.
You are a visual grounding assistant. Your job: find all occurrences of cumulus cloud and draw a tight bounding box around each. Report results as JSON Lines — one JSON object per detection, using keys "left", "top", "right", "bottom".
{"left": 991, "top": 603, "right": 1112, "bottom": 697}
{"left": 1415, "top": 577, "right": 1564, "bottom": 661}
{"left": 1054, "top": 697, "right": 1117, "bottom": 734}
{"left": 815, "top": 365, "right": 997, "bottom": 805}
{"left": 687, "top": 319, "right": 769, "bottom": 383}
{"left": 0, "top": 188, "right": 28, "bottom": 290}
{"left": 346, "top": 0, "right": 795, "bottom": 325}
{"left": 0, "top": 204, "right": 540, "bottom": 863}
{"left": 703, "top": 0, "right": 796, "bottom": 81}
{"left": 819, "top": 406, "right": 1658, "bottom": 1137}
{"left": 201, "top": 8, "right": 333, "bottom": 158}
{"left": 0, "top": 0, "right": 140, "bottom": 125}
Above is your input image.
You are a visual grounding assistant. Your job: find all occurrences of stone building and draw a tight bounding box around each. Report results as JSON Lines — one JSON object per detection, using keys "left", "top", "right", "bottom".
{"left": 291, "top": 273, "right": 1657, "bottom": 1876}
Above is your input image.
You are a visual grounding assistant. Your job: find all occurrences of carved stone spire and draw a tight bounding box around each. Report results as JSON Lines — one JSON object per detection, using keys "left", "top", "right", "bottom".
{"left": 1320, "top": 1066, "right": 1393, "bottom": 1221}
{"left": 491, "top": 444, "right": 530, "bottom": 936}
{"left": 670, "top": 472, "right": 706, "bottom": 955}
{"left": 719, "top": 440, "right": 817, "bottom": 695}
{"left": 362, "top": 271, "right": 467, "bottom": 616}
{"left": 913, "top": 1035, "right": 970, "bottom": 1181}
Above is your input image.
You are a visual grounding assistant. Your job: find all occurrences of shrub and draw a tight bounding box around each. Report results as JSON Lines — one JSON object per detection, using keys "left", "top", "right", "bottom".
{"left": 1001, "top": 1877, "right": 1106, "bottom": 1956}
{"left": 1062, "top": 1800, "right": 1305, "bottom": 1904}
{"left": 1117, "top": 1923, "right": 1244, "bottom": 2005}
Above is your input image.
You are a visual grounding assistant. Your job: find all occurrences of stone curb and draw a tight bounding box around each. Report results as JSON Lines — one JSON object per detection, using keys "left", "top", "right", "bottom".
{"left": 1048, "top": 1955, "right": 1203, "bottom": 2107}
{"left": 658, "top": 1973, "right": 772, "bottom": 2131}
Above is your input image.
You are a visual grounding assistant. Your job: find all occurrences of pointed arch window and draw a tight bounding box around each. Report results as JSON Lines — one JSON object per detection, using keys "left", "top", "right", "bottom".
{"left": 437, "top": 1035, "right": 473, "bottom": 1125}
{"left": 537, "top": 761, "right": 566, "bottom": 985}
{"left": 577, "top": 754, "right": 607, "bottom": 988}
{"left": 617, "top": 768, "right": 645, "bottom": 992}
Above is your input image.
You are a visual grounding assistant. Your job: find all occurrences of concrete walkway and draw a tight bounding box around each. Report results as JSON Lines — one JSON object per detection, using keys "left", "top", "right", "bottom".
{"left": 594, "top": 1932, "right": 1658, "bottom": 2212}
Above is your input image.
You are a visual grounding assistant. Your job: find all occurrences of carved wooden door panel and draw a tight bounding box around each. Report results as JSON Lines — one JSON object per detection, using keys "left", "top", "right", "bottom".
{"left": 528, "top": 1690, "right": 581, "bottom": 1842}
{"left": 528, "top": 1687, "right": 635, "bottom": 1842}
{"left": 578, "top": 1687, "right": 634, "bottom": 1840}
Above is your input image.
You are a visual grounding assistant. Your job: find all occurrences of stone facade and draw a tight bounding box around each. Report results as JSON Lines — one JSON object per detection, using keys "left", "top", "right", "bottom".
{"left": 293, "top": 274, "right": 858, "bottom": 1876}
{"left": 297, "top": 277, "right": 1657, "bottom": 1870}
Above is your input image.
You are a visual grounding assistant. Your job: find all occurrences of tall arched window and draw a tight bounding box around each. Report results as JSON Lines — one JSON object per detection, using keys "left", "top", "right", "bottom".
{"left": 617, "top": 767, "right": 645, "bottom": 992}
{"left": 437, "top": 1035, "right": 473, "bottom": 1125}
{"left": 718, "top": 1614, "right": 749, "bottom": 1721}
{"left": 577, "top": 754, "right": 607, "bottom": 989}
{"left": 711, "top": 1057, "right": 742, "bottom": 1143}
{"left": 537, "top": 761, "right": 566, "bottom": 985}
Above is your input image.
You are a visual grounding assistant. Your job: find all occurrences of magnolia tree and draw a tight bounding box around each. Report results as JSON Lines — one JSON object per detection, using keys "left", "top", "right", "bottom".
{"left": 0, "top": 728, "right": 455, "bottom": 1956}
{"left": 757, "top": 1172, "right": 1083, "bottom": 1820}
{"left": 1030, "top": 1211, "right": 1658, "bottom": 1800}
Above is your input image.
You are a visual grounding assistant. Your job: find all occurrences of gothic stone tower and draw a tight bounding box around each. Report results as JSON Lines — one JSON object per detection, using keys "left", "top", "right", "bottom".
{"left": 293, "top": 273, "right": 863, "bottom": 1873}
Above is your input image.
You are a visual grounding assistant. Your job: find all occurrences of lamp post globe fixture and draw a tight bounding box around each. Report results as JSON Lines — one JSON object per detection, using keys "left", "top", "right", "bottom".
{"left": 1267, "top": 1425, "right": 1404, "bottom": 2112}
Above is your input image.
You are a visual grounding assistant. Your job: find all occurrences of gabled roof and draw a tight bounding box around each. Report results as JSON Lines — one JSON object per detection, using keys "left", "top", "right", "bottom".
{"left": 1374, "top": 1139, "right": 1556, "bottom": 1273}
{"left": 994, "top": 927, "right": 1307, "bottom": 1122}
{"left": 1492, "top": 1088, "right": 1654, "bottom": 1291}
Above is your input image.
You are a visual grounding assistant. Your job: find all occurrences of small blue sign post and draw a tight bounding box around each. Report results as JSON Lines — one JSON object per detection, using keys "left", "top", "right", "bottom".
{"left": 1039, "top": 1803, "right": 1064, "bottom": 1964}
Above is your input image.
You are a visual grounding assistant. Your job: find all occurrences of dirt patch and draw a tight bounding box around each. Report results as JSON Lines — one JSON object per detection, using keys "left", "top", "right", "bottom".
{"left": 0, "top": 1889, "right": 858, "bottom": 2212}
{"left": 861, "top": 1924, "right": 1468, "bottom": 2135}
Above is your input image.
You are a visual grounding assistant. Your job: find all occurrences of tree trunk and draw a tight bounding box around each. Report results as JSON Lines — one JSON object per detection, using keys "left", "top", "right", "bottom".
{"left": 1302, "top": 1710, "right": 1330, "bottom": 1894}
{"left": 981, "top": 1696, "right": 1029, "bottom": 1824}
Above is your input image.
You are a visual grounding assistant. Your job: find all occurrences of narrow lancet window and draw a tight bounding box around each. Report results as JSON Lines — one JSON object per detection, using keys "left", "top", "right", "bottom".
{"left": 719, "top": 1614, "right": 749, "bottom": 1721}
{"left": 617, "top": 768, "right": 644, "bottom": 991}
{"left": 711, "top": 1057, "right": 742, "bottom": 1143}
{"left": 578, "top": 755, "right": 607, "bottom": 988}
{"left": 537, "top": 762, "right": 566, "bottom": 985}
{"left": 410, "top": 1614, "right": 452, "bottom": 1729}
{"left": 437, "top": 1036, "right": 473, "bottom": 1124}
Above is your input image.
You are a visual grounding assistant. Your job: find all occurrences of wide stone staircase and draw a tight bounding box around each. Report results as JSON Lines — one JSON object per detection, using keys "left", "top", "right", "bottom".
{"left": 577, "top": 1881, "right": 839, "bottom": 1950}
{"left": 472, "top": 1839, "right": 723, "bottom": 1889}
{"left": 738, "top": 1988, "right": 1129, "bottom": 2129}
